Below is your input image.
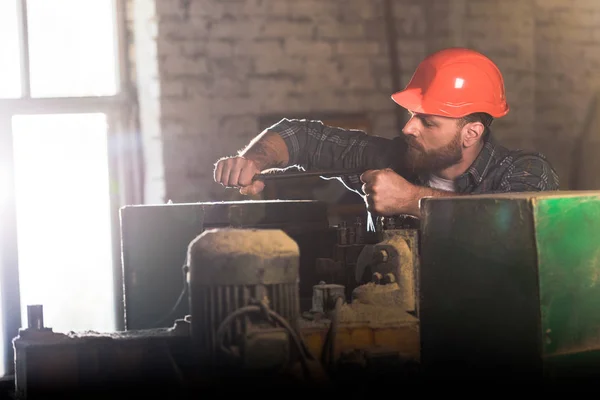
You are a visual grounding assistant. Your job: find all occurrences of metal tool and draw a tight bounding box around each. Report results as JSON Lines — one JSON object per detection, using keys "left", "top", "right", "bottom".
{"left": 253, "top": 168, "right": 365, "bottom": 181}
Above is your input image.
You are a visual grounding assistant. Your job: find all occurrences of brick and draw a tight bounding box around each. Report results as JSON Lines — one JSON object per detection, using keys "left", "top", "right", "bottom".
{"left": 188, "top": 0, "right": 245, "bottom": 18}
{"left": 260, "top": 21, "right": 314, "bottom": 38}
{"left": 208, "top": 57, "right": 254, "bottom": 78}
{"left": 211, "top": 20, "right": 260, "bottom": 39}
{"left": 180, "top": 40, "right": 235, "bottom": 58}
{"left": 371, "top": 111, "right": 401, "bottom": 137}
{"left": 285, "top": 38, "right": 333, "bottom": 57}
{"left": 159, "top": 19, "right": 210, "bottom": 40}
{"left": 160, "top": 80, "right": 186, "bottom": 98}
{"left": 551, "top": 8, "right": 598, "bottom": 27}
{"left": 209, "top": 97, "right": 260, "bottom": 116}
{"left": 157, "top": 38, "right": 182, "bottom": 56}
{"left": 301, "top": 67, "right": 346, "bottom": 91}
{"left": 219, "top": 115, "right": 260, "bottom": 137}
{"left": 258, "top": 95, "right": 311, "bottom": 114}
{"left": 248, "top": 77, "right": 299, "bottom": 96}
{"left": 394, "top": 4, "right": 427, "bottom": 37}
{"left": 559, "top": 26, "right": 594, "bottom": 43}
{"left": 234, "top": 39, "right": 284, "bottom": 56}
{"left": 289, "top": 1, "right": 339, "bottom": 18}
{"left": 241, "top": 0, "right": 290, "bottom": 16}
{"left": 336, "top": 41, "right": 381, "bottom": 56}
{"left": 254, "top": 56, "right": 305, "bottom": 75}
{"left": 316, "top": 17, "right": 366, "bottom": 39}
{"left": 337, "top": 59, "right": 375, "bottom": 89}
{"left": 160, "top": 56, "right": 209, "bottom": 77}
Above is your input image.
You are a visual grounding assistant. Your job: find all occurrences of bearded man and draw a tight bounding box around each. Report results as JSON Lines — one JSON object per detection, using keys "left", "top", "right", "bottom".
{"left": 213, "top": 48, "right": 559, "bottom": 218}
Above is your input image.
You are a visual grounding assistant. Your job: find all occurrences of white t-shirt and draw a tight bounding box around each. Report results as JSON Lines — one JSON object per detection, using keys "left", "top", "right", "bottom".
{"left": 427, "top": 174, "right": 456, "bottom": 192}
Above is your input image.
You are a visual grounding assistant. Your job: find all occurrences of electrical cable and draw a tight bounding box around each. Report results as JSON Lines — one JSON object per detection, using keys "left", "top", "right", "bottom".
{"left": 215, "top": 301, "right": 315, "bottom": 380}
{"left": 320, "top": 296, "right": 343, "bottom": 370}
{"left": 151, "top": 264, "right": 189, "bottom": 328}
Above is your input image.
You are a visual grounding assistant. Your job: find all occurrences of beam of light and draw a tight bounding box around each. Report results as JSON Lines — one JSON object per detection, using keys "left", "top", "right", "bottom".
{"left": 12, "top": 113, "right": 116, "bottom": 334}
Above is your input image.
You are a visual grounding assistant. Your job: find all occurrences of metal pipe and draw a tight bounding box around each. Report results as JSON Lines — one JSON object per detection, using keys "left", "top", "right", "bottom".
{"left": 383, "top": 0, "right": 405, "bottom": 130}
{"left": 254, "top": 168, "right": 365, "bottom": 181}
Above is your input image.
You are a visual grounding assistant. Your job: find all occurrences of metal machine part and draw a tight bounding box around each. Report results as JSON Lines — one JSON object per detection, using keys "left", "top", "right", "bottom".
{"left": 419, "top": 191, "right": 600, "bottom": 381}
{"left": 310, "top": 282, "right": 345, "bottom": 314}
{"left": 355, "top": 228, "right": 419, "bottom": 315}
{"left": 13, "top": 307, "right": 193, "bottom": 399}
{"left": 119, "top": 200, "right": 335, "bottom": 330}
{"left": 14, "top": 192, "right": 600, "bottom": 396}
{"left": 26, "top": 305, "right": 46, "bottom": 331}
{"left": 186, "top": 227, "right": 321, "bottom": 384}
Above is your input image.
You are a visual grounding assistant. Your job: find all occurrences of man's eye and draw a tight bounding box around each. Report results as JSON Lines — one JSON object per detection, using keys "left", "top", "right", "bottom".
{"left": 420, "top": 119, "right": 433, "bottom": 127}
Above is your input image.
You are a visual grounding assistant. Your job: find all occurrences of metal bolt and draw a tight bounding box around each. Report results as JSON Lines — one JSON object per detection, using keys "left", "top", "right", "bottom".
{"left": 372, "top": 272, "right": 382, "bottom": 283}
{"left": 374, "top": 249, "right": 388, "bottom": 263}
{"left": 384, "top": 273, "right": 396, "bottom": 284}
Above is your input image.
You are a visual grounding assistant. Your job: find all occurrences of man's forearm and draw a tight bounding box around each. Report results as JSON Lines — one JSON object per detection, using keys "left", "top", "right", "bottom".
{"left": 238, "top": 130, "right": 290, "bottom": 171}
{"left": 409, "top": 186, "right": 464, "bottom": 218}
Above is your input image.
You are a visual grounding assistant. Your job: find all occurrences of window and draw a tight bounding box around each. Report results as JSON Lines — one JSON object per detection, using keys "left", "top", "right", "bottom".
{"left": 0, "top": 0, "right": 134, "bottom": 377}
{"left": 12, "top": 113, "right": 115, "bottom": 333}
{"left": 0, "top": 0, "right": 22, "bottom": 98}
{"left": 26, "top": 0, "right": 120, "bottom": 98}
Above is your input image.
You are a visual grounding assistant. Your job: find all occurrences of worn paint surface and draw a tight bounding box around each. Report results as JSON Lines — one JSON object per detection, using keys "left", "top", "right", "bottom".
{"left": 535, "top": 195, "right": 600, "bottom": 357}
{"left": 299, "top": 322, "right": 420, "bottom": 361}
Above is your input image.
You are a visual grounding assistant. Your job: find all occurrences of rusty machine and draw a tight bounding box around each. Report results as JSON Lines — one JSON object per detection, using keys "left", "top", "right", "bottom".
{"left": 11, "top": 192, "right": 600, "bottom": 397}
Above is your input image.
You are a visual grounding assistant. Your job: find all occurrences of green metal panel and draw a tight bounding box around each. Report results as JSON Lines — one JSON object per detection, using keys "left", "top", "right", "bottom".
{"left": 534, "top": 194, "right": 600, "bottom": 358}
{"left": 419, "top": 191, "right": 600, "bottom": 380}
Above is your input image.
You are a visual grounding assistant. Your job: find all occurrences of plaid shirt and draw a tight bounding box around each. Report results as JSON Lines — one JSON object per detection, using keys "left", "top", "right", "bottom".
{"left": 267, "top": 118, "right": 559, "bottom": 195}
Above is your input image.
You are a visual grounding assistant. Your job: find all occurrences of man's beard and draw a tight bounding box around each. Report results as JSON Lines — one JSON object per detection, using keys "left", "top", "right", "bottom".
{"left": 404, "top": 130, "right": 463, "bottom": 174}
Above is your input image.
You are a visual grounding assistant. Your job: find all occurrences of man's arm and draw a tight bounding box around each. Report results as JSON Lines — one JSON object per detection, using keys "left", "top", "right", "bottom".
{"left": 360, "top": 168, "right": 463, "bottom": 219}
{"left": 214, "top": 118, "right": 403, "bottom": 194}
{"left": 260, "top": 118, "right": 397, "bottom": 171}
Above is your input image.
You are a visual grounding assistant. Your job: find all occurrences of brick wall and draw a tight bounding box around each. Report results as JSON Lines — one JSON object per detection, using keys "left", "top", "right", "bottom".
{"left": 534, "top": 0, "right": 600, "bottom": 189}
{"left": 425, "top": 0, "right": 537, "bottom": 150}
{"left": 128, "top": 0, "right": 600, "bottom": 201}
{"left": 130, "top": 0, "right": 427, "bottom": 203}
{"left": 424, "top": 0, "right": 600, "bottom": 189}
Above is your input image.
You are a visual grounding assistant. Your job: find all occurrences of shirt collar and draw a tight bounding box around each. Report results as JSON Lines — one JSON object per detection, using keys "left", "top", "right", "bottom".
{"left": 455, "top": 132, "right": 497, "bottom": 192}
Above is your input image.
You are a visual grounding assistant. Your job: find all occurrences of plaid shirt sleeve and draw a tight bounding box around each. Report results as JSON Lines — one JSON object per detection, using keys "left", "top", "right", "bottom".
{"left": 265, "top": 118, "right": 407, "bottom": 194}
{"left": 266, "top": 118, "right": 399, "bottom": 170}
{"left": 493, "top": 152, "right": 560, "bottom": 192}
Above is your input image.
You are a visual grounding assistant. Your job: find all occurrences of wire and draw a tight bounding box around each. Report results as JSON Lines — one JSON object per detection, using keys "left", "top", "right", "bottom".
{"left": 320, "top": 296, "right": 344, "bottom": 370}
{"left": 215, "top": 302, "right": 315, "bottom": 380}
{"left": 151, "top": 264, "right": 189, "bottom": 328}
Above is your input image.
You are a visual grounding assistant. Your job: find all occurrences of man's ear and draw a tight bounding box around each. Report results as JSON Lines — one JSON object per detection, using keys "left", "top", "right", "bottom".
{"left": 462, "top": 122, "right": 485, "bottom": 147}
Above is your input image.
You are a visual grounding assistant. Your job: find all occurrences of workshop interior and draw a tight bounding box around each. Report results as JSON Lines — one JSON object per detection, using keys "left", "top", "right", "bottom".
{"left": 2, "top": 0, "right": 600, "bottom": 397}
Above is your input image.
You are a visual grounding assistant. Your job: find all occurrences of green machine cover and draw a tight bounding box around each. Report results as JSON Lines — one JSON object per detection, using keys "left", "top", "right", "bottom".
{"left": 419, "top": 191, "right": 600, "bottom": 381}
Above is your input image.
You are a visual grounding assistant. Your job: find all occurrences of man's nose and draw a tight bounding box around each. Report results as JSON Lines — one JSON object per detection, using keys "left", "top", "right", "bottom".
{"left": 402, "top": 116, "right": 419, "bottom": 137}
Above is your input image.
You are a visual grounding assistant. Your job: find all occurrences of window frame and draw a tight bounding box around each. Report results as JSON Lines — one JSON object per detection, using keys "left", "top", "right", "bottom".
{"left": 0, "top": 0, "right": 138, "bottom": 377}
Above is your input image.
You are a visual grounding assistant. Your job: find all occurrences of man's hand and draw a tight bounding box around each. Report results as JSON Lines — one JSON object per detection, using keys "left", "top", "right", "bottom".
{"left": 360, "top": 168, "right": 422, "bottom": 217}
{"left": 214, "top": 156, "right": 265, "bottom": 195}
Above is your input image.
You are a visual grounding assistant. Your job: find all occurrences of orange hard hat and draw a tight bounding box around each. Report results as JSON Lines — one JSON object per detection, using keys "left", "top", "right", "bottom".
{"left": 391, "top": 47, "right": 509, "bottom": 119}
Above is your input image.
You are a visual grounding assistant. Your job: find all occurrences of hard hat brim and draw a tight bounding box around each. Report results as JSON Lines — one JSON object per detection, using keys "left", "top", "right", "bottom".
{"left": 391, "top": 89, "right": 509, "bottom": 119}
